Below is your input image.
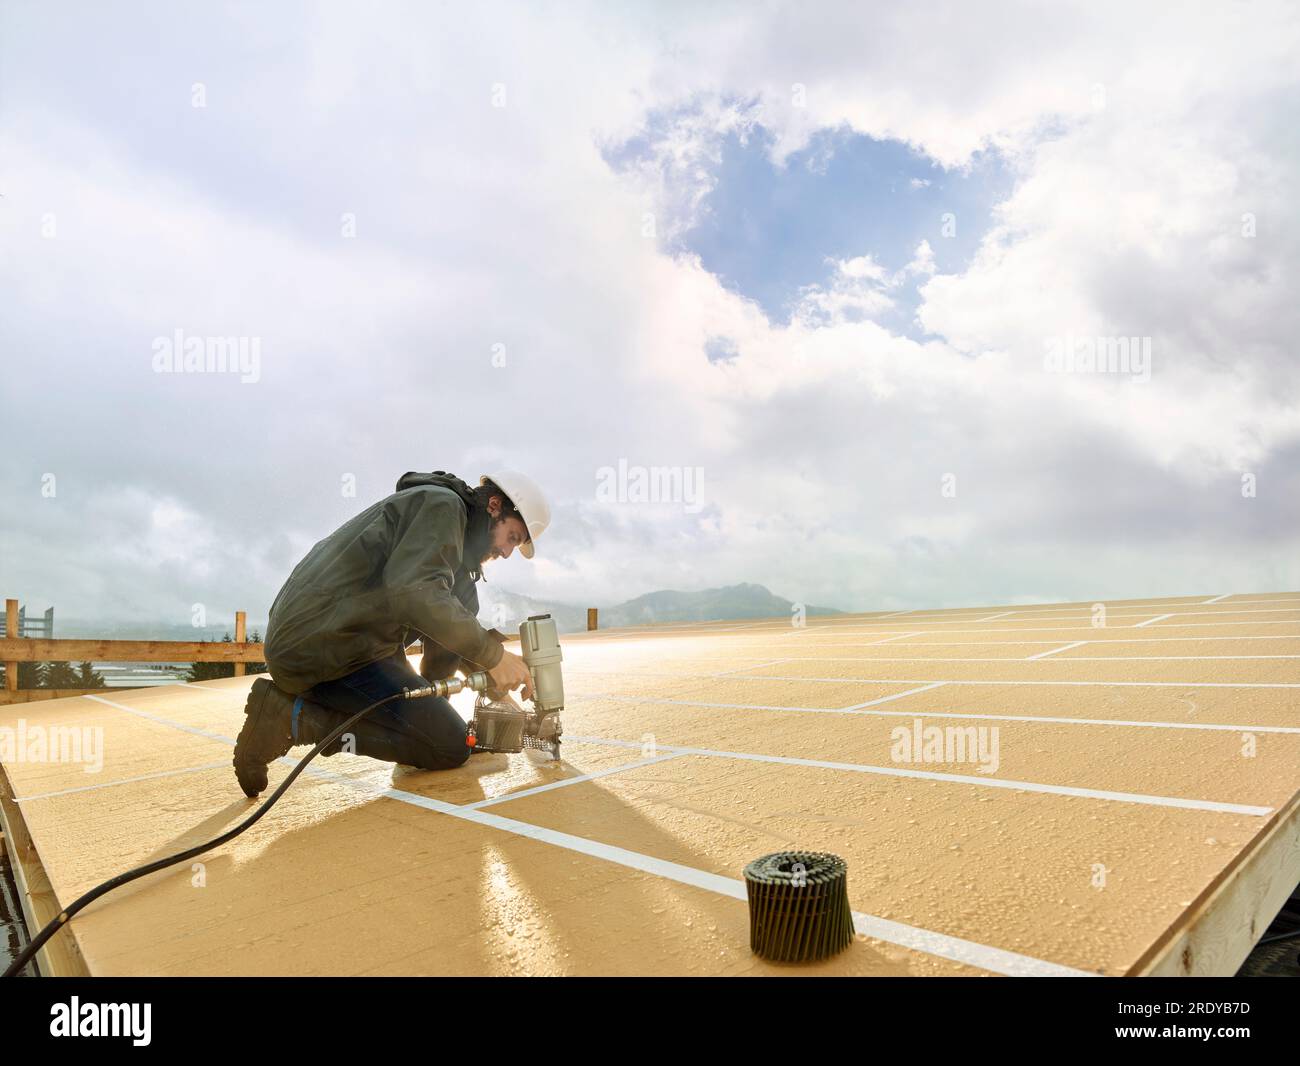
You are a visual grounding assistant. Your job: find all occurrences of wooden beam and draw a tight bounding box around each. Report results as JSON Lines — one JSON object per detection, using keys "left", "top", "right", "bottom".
{"left": 0, "top": 764, "right": 91, "bottom": 976}
{"left": 4, "top": 600, "right": 16, "bottom": 694}
{"left": 1133, "top": 788, "right": 1300, "bottom": 975}
{"left": 233, "top": 611, "right": 247, "bottom": 677}
{"left": 587, "top": 608, "right": 598, "bottom": 631}
{"left": 0, "top": 687, "right": 164, "bottom": 705}
{"left": 0, "top": 638, "right": 266, "bottom": 663}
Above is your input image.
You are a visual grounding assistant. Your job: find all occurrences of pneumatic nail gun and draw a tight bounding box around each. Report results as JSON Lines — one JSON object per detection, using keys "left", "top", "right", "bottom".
{"left": 405, "top": 614, "right": 564, "bottom": 760}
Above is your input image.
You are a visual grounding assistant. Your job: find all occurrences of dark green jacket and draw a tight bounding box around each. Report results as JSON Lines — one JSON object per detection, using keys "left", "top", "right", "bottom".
{"left": 264, "top": 472, "right": 504, "bottom": 695}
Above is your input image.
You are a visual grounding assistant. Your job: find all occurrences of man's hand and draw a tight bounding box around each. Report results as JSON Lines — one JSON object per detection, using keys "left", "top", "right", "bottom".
{"left": 488, "top": 649, "right": 534, "bottom": 701}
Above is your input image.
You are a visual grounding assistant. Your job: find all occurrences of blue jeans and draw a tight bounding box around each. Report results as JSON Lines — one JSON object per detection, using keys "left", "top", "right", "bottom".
{"left": 300, "top": 650, "right": 471, "bottom": 770}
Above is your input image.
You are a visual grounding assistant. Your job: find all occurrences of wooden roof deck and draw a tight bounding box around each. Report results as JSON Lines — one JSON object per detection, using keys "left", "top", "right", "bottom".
{"left": 2, "top": 592, "right": 1298, "bottom": 976}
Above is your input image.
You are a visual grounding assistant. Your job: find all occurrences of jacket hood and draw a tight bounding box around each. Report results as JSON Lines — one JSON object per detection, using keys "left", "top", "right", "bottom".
{"left": 395, "top": 470, "right": 478, "bottom": 505}
{"left": 395, "top": 470, "right": 491, "bottom": 581}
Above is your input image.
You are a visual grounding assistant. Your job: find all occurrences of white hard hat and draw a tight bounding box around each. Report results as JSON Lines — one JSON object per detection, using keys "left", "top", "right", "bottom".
{"left": 481, "top": 470, "right": 550, "bottom": 559}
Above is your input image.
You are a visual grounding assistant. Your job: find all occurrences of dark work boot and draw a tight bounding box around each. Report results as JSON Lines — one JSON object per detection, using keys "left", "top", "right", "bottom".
{"left": 232, "top": 677, "right": 297, "bottom": 797}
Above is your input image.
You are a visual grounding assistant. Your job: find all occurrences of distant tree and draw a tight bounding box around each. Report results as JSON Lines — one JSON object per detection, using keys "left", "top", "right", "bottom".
{"left": 43, "top": 661, "right": 80, "bottom": 689}
{"left": 246, "top": 629, "right": 268, "bottom": 675}
{"left": 75, "top": 661, "right": 107, "bottom": 689}
{"left": 2, "top": 661, "right": 48, "bottom": 688}
{"left": 186, "top": 632, "right": 235, "bottom": 682}
{"left": 185, "top": 629, "right": 266, "bottom": 681}
{"left": 0, "top": 660, "right": 100, "bottom": 690}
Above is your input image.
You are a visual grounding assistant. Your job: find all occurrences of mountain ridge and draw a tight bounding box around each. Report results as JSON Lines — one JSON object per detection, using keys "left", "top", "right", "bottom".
{"left": 55, "top": 583, "right": 844, "bottom": 639}
{"left": 476, "top": 581, "right": 844, "bottom": 634}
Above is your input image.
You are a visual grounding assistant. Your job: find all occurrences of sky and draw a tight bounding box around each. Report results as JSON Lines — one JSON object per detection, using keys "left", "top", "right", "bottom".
{"left": 1, "top": 0, "right": 1298, "bottom": 631}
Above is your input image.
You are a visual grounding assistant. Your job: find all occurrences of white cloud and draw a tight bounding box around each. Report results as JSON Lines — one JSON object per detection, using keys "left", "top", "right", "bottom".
{"left": 794, "top": 255, "right": 897, "bottom": 326}
{"left": 2, "top": 0, "right": 1297, "bottom": 623}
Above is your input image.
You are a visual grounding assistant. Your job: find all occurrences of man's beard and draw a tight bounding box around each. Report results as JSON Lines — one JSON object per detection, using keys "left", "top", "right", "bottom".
{"left": 462, "top": 506, "right": 495, "bottom": 574}
{"left": 479, "top": 514, "right": 507, "bottom": 563}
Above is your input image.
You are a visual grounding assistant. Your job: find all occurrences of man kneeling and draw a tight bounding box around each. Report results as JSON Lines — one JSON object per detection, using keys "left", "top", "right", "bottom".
{"left": 231, "top": 469, "right": 549, "bottom": 797}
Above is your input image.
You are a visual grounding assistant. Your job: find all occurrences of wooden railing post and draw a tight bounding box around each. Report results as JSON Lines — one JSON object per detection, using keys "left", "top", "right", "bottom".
{"left": 587, "top": 608, "right": 598, "bottom": 631}
{"left": 5, "top": 599, "right": 17, "bottom": 693}
{"left": 233, "top": 610, "right": 247, "bottom": 677}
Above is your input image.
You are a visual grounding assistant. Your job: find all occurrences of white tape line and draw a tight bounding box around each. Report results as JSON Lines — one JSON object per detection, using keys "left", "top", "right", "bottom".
{"left": 572, "top": 693, "right": 1300, "bottom": 733}
{"left": 563, "top": 736, "right": 1273, "bottom": 817}
{"left": 912, "top": 607, "right": 1300, "bottom": 624}
{"left": 848, "top": 914, "right": 1097, "bottom": 977}
{"left": 606, "top": 618, "right": 767, "bottom": 634}
{"left": 84, "top": 690, "right": 1091, "bottom": 977}
{"left": 570, "top": 669, "right": 1300, "bottom": 689}
{"left": 1026, "top": 641, "right": 1089, "bottom": 660}
{"left": 84, "top": 693, "right": 239, "bottom": 745}
{"left": 1202, "top": 594, "right": 1232, "bottom": 604}
{"left": 1120, "top": 607, "right": 1296, "bottom": 621}
{"left": 1063, "top": 655, "right": 1297, "bottom": 660}
{"left": 356, "top": 776, "right": 1096, "bottom": 976}
{"left": 623, "top": 634, "right": 1300, "bottom": 653}
{"left": 1134, "top": 614, "right": 1174, "bottom": 628}
{"left": 976, "top": 611, "right": 1017, "bottom": 622}
{"left": 753, "top": 675, "right": 1300, "bottom": 689}
{"left": 842, "top": 682, "right": 947, "bottom": 710}
{"left": 737, "top": 621, "right": 1300, "bottom": 643}
{"left": 766, "top": 608, "right": 1300, "bottom": 633}
{"left": 863, "top": 631, "right": 923, "bottom": 646}
{"left": 771, "top": 627, "right": 815, "bottom": 639}
{"left": 902, "top": 634, "right": 1300, "bottom": 644}
{"left": 708, "top": 658, "right": 793, "bottom": 677}
{"left": 829, "top": 709, "right": 1300, "bottom": 735}
{"left": 13, "top": 761, "right": 233, "bottom": 803}
{"left": 82, "top": 692, "right": 695, "bottom": 811}
{"left": 599, "top": 654, "right": 1300, "bottom": 665}
{"left": 994, "top": 596, "right": 1300, "bottom": 614}
{"left": 572, "top": 693, "right": 868, "bottom": 713}
{"left": 774, "top": 624, "right": 920, "bottom": 642}
{"left": 465, "top": 752, "right": 686, "bottom": 809}
{"left": 769, "top": 629, "right": 921, "bottom": 646}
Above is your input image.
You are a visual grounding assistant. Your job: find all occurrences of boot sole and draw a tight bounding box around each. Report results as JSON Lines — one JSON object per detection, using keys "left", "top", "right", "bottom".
{"left": 232, "top": 679, "right": 293, "bottom": 798}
